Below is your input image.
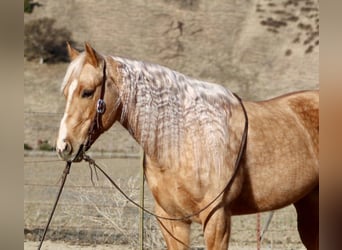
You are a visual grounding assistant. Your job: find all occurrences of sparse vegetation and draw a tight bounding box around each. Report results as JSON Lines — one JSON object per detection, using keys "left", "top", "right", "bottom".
{"left": 24, "top": 17, "right": 75, "bottom": 63}
{"left": 24, "top": 0, "right": 34, "bottom": 13}
{"left": 24, "top": 159, "right": 304, "bottom": 249}
{"left": 24, "top": 0, "right": 42, "bottom": 14}
{"left": 71, "top": 177, "right": 165, "bottom": 248}
{"left": 24, "top": 143, "right": 33, "bottom": 150}
{"left": 257, "top": 0, "right": 319, "bottom": 55}
{"left": 37, "top": 139, "right": 55, "bottom": 151}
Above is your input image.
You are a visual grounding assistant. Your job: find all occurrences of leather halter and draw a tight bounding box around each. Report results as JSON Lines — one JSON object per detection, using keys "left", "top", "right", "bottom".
{"left": 84, "top": 59, "right": 107, "bottom": 152}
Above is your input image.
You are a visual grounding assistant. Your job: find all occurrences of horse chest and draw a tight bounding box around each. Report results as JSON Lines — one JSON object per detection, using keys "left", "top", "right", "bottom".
{"left": 146, "top": 170, "right": 204, "bottom": 217}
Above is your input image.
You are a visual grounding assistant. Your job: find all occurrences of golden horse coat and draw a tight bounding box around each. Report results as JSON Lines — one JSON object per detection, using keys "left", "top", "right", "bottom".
{"left": 57, "top": 43, "right": 318, "bottom": 250}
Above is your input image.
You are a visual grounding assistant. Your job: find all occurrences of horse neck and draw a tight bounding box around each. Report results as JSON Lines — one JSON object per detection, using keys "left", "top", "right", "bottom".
{"left": 116, "top": 62, "right": 173, "bottom": 159}
{"left": 114, "top": 56, "right": 238, "bottom": 175}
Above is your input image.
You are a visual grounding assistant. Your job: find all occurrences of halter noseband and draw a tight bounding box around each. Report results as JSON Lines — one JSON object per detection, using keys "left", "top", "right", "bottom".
{"left": 83, "top": 59, "right": 107, "bottom": 152}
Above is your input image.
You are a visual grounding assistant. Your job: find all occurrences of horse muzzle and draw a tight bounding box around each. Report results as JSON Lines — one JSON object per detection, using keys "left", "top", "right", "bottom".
{"left": 56, "top": 139, "right": 84, "bottom": 162}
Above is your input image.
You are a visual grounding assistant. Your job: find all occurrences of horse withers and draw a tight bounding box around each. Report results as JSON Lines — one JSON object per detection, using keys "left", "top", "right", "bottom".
{"left": 56, "top": 43, "right": 318, "bottom": 250}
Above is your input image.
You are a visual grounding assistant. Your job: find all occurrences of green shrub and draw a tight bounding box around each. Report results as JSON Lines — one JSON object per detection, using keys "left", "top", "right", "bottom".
{"left": 24, "top": 0, "right": 42, "bottom": 13}
{"left": 38, "top": 140, "right": 55, "bottom": 151}
{"left": 24, "top": 143, "right": 33, "bottom": 150}
{"left": 24, "top": 0, "right": 34, "bottom": 13}
{"left": 24, "top": 17, "right": 75, "bottom": 63}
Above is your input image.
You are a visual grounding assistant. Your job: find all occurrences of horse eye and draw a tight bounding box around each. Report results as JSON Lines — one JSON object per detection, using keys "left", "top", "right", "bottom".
{"left": 81, "top": 89, "right": 94, "bottom": 98}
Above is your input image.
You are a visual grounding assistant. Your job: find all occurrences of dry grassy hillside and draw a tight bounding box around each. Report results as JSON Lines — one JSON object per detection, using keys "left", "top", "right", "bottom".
{"left": 25, "top": 0, "right": 318, "bottom": 99}
{"left": 24, "top": 0, "right": 319, "bottom": 151}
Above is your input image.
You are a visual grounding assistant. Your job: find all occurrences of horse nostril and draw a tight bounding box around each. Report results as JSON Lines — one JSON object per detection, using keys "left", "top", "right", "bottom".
{"left": 63, "top": 139, "right": 73, "bottom": 155}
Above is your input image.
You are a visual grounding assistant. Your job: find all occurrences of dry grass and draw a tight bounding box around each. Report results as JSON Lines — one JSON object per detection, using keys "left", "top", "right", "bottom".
{"left": 24, "top": 155, "right": 305, "bottom": 249}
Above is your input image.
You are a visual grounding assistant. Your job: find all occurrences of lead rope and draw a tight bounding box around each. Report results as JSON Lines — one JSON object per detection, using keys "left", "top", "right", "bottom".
{"left": 37, "top": 161, "right": 72, "bottom": 250}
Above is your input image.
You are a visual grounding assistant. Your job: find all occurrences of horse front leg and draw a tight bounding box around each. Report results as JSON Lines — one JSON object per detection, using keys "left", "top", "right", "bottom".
{"left": 202, "top": 206, "right": 231, "bottom": 250}
{"left": 155, "top": 203, "right": 191, "bottom": 250}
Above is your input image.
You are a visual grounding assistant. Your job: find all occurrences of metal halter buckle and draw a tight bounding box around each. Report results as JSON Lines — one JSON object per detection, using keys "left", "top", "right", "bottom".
{"left": 96, "top": 99, "right": 106, "bottom": 114}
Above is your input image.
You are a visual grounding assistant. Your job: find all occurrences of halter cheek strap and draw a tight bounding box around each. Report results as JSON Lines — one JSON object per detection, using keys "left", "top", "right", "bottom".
{"left": 84, "top": 59, "right": 107, "bottom": 151}
{"left": 97, "top": 59, "right": 107, "bottom": 115}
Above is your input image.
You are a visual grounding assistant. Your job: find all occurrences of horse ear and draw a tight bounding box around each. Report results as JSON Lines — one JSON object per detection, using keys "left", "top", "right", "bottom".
{"left": 66, "top": 42, "right": 79, "bottom": 61}
{"left": 84, "top": 42, "right": 102, "bottom": 68}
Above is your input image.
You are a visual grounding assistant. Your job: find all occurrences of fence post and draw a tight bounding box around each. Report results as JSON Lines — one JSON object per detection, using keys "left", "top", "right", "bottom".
{"left": 257, "top": 213, "right": 261, "bottom": 250}
{"left": 139, "top": 149, "right": 145, "bottom": 250}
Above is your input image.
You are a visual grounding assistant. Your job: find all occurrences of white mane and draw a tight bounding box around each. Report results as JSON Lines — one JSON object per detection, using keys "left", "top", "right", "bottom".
{"left": 112, "top": 56, "right": 239, "bottom": 177}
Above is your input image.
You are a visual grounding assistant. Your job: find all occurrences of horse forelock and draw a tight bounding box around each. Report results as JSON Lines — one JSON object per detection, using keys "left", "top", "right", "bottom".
{"left": 61, "top": 53, "right": 86, "bottom": 93}
{"left": 111, "top": 56, "right": 239, "bottom": 176}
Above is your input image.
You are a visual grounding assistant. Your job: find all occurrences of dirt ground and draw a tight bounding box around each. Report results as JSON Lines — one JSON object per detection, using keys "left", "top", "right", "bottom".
{"left": 24, "top": 240, "right": 279, "bottom": 250}
{"left": 24, "top": 240, "right": 131, "bottom": 250}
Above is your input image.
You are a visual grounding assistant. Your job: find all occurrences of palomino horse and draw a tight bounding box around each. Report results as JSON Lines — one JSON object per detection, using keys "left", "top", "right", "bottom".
{"left": 56, "top": 43, "right": 319, "bottom": 250}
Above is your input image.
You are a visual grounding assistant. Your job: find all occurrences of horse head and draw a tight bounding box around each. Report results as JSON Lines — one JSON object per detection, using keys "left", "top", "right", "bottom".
{"left": 56, "top": 43, "right": 122, "bottom": 162}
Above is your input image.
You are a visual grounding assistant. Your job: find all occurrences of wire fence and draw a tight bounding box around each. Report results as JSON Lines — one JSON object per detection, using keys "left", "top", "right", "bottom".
{"left": 24, "top": 111, "right": 141, "bottom": 154}
{"left": 24, "top": 112, "right": 305, "bottom": 249}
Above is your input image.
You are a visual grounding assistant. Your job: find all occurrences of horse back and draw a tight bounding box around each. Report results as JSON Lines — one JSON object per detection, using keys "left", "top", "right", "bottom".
{"left": 280, "top": 90, "right": 319, "bottom": 156}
